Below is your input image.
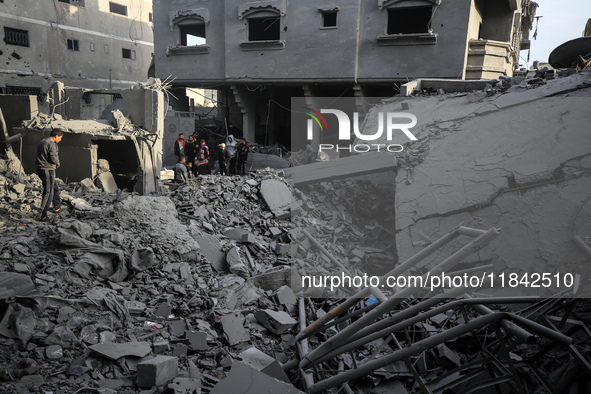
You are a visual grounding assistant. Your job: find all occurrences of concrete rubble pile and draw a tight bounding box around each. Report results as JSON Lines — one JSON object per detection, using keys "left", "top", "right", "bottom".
{"left": 0, "top": 153, "right": 309, "bottom": 393}
{"left": 0, "top": 70, "right": 590, "bottom": 394}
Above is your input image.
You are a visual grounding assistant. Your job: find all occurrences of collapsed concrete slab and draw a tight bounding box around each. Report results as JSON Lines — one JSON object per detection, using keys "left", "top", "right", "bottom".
{"left": 209, "top": 362, "right": 304, "bottom": 394}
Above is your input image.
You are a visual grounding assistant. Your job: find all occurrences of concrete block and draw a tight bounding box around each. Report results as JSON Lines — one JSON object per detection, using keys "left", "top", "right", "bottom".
{"left": 259, "top": 179, "right": 291, "bottom": 219}
{"left": 196, "top": 234, "right": 227, "bottom": 273}
{"left": 173, "top": 343, "right": 188, "bottom": 357}
{"left": 254, "top": 309, "right": 297, "bottom": 335}
{"left": 46, "top": 345, "right": 63, "bottom": 360}
{"left": 98, "top": 171, "right": 118, "bottom": 193}
{"left": 154, "top": 303, "right": 172, "bottom": 318}
{"left": 209, "top": 362, "right": 304, "bottom": 394}
{"left": 137, "top": 355, "right": 179, "bottom": 388}
{"left": 239, "top": 347, "right": 291, "bottom": 383}
{"left": 220, "top": 312, "right": 250, "bottom": 346}
{"left": 186, "top": 330, "right": 208, "bottom": 351}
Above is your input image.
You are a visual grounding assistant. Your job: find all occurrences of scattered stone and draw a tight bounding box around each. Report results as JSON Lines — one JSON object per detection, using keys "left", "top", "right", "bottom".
{"left": 254, "top": 309, "right": 298, "bottom": 335}
{"left": 89, "top": 342, "right": 152, "bottom": 360}
{"left": 137, "top": 355, "right": 179, "bottom": 388}
{"left": 220, "top": 312, "right": 250, "bottom": 346}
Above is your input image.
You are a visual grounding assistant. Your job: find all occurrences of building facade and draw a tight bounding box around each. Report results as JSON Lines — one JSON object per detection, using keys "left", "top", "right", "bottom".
{"left": 153, "top": 0, "right": 536, "bottom": 147}
{"left": 0, "top": 0, "right": 153, "bottom": 99}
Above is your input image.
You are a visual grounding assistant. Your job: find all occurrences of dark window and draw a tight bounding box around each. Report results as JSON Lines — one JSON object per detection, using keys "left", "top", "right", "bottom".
{"left": 6, "top": 85, "right": 43, "bottom": 101}
{"left": 4, "top": 27, "right": 29, "bottom": 47}
{"left": 248, "top": 17, "right": 280, "bottom": 41}
{"left": 149, "top": 12, "right": 153, "bottom": 23}
{"left": 109, "top": 2, "right": 127, "bottom": 16}
{"left": 387, "top": 6, "right": 432, "bottom": 34}
{"left": 180, "top": 23, "right": 206, "bottom": 46}
{"left": 322, "top": 11, "right": 338, "bottom": 28}
{"left": 58, "top": 0, "right": 85, "bottom": 6}
{"left": 67, "top": 39, "right": 79, "bottom": 51}
{"left": 122, "top": 48, "right": 135, "bottom": 60}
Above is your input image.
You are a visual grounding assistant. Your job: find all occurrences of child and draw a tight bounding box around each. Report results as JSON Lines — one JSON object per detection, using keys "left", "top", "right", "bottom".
{"left": 196, "top": 153, "right": 210, "bottom": 175}
{"left": 218, "top": 143, "right": 230, "bottom": 175}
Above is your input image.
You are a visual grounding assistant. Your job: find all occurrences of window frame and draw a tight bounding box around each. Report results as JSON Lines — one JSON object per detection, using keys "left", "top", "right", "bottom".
{"left": 109, "top": 2, "right": 127, "bottom": 16}
{"left": 58, "top": 0, "right": 85, "bottom": 6}
{"left": 321, "top": 11, "right": 338, "bottom": 29}
{"left": 377, "top": 0, "right": 439, "bottom": 46}
{"left": 239, "top": 8, "right": 285, "bottom": 51}
{"left": 67, "top": 38, "right": 80, "bottom": 51}
{"left": 4, "top": 27, "right": 29, "bottom": 47}
{"left": 122, "top": 48, "right": 136, "bottom": 60}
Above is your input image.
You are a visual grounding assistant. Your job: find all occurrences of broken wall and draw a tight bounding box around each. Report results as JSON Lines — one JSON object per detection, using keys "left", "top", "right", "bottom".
{"left": 0, "top": 95, "right": 39, "bottom": 150}
{"left": 362, "top": 73, "right": 591, "bottom": 297}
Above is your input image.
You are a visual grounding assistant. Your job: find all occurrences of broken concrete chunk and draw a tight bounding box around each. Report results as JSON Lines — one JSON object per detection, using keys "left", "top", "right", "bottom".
{"left": 12, "top": 183, "right": 25, "bottom": 195}
{"left": 259, "top": 179, "right": 291, "bottom": 219}
{"left": 196, "top": 234, "right": 228, "bottom": 273}
{"left": 209, "top": 362, "right": 304, "bottom": 394}
{"left": 167, "top": 377, "right": 201, "bottom": 393}
{"left": 45, "top": 345, "right": 63, "bottom": 360}
{"left": 254, "top": 309, "right": 297, "bottom": 335}
{"left": 186, "top": 330, "right": 208, "bottom": 351}
{"left": 137, "top": 355, "right": 179, "bottom": 388}
{"left": 89, "top": 342, "right": 152, "bottom": 360}
{"left": 173, "top": 343, "right": 189, "bottom": 357}
{"left": 239, "top": 347, "right": 291, "bottom": 383}
{"left": 154, "top": 302, "right": 173, "bottom": 318}
{"left": 129, "top": 247, "right": 155, "bottom": 272}
{"left": 98, "top": 171, "right": 118, "bottom": 193}
{"left": 220, "top": 312, "right": 250, "bottom": 346}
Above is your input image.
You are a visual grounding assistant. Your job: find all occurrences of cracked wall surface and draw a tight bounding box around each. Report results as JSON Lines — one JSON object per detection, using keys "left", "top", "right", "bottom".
{"left": 359, "top": 72, "right": 591, "bottom": 297}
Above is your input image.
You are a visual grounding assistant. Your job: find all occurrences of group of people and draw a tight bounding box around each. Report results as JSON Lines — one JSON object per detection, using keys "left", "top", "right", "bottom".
{"left": 173, "top": 132, "right": 249, "bottom": 183}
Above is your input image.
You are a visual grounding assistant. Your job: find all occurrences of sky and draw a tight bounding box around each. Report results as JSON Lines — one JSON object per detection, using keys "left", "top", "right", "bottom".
{"left": 521, "top": 0, "right": 591, "bottom": 67}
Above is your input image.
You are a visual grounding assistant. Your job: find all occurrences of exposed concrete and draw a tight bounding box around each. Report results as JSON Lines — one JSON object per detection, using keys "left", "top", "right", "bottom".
{"left": 400, "top": 79, "right": 498, "bottom": 97}
{"left": 363, "top": 72, "right": 591, "bottom": 297}
{"left": 137, "top": 355, "right": 179, "bottom": 388}
{"left": 209, "top": 362, "right": 305, "bottom": 394}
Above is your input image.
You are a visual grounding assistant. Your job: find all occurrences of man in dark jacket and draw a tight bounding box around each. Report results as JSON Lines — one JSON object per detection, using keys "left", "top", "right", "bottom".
{"left": 236, "top": 138, "right": 249, "bottom": 176}
{"left": 36, "top": 128, "right": 64, "bottom": 220}
{"left": 173, "top": 133, "right": 187, "bottom": 160}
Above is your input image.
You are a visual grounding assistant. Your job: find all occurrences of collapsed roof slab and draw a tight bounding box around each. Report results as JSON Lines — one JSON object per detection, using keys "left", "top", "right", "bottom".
{"left": 15, "top": 117, "right": 160, "bottom": 195}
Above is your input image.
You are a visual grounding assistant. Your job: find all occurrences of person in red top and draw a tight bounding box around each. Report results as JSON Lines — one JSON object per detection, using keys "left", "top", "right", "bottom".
{"left": 173, "top": 133, "right": 187, "bottom": 160}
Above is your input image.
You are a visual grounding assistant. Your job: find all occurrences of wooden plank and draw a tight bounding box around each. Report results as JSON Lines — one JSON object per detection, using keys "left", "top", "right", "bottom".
{"left": 285, "top": 151, "right": 397, "bottom": 186}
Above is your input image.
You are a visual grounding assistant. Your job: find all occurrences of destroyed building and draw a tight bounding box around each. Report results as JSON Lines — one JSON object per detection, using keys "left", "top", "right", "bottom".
{"left": 0, "top": 0, "right": 154, "bottom": 96}
{"left": 2, "top": 81, "right": 165, "bottom": 195}
{"left": 152, "top": 0, "right": 537, "bottom": 146}
{"left": 0, "top": 64, "right": 590, "bottom": 393}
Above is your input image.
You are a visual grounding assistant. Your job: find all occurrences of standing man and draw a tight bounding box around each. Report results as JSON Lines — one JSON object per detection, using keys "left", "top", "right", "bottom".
{"left": 36, "top": 128, "right": 64, "bottom": 221}
{"left": 236, "top": 138, "right": 250, "bottom": 176}
{"left": 174, "top": 133, "right": 187, "bottom": 161}
{"left": 226, "top": 135, "right": 237, "bottom": 175}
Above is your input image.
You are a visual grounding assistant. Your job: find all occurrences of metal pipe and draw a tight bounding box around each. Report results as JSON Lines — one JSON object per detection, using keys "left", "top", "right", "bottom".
{"left": 296, "top": 226, "right": 477, "bottom": 341}
{"left": 307, "top": 312, "right": 571, "bottom": 394}
{"left": 298, "top": 228, "right": 500, "bottom": 370}
{"left": 298, "top": 298, "right": 315, "bottom": 389}
{"left": 466, "top": 296, "right": 537, "bottom": 344}
{"left": 305, "top": 296, "right": 542, "bottom": 370}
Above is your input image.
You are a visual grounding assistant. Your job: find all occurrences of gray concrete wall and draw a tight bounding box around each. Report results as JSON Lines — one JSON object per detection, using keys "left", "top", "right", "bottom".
{"left": 0, "top": 95, "right": 39, "bottom": 148}
{"left": 154, "top": 0, "right": 478, "bottom": 84}
{"left": 0, "top": 0, "right": 153, "bottom": 92}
